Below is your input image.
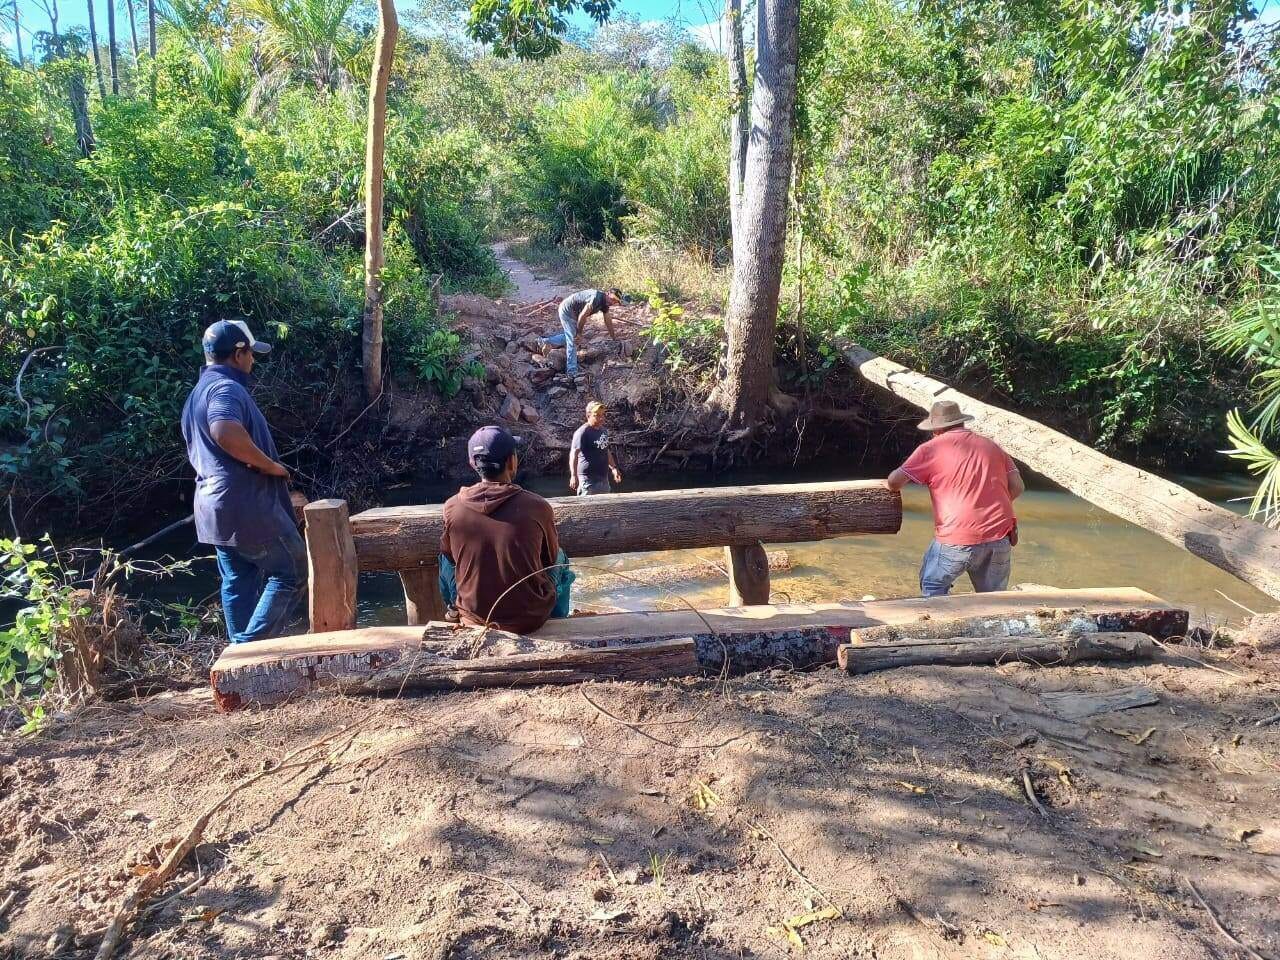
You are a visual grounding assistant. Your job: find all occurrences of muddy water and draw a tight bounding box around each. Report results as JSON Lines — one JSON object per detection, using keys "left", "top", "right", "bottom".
{"left": 341, "top": 470, "right": 1275, "bottom": 629}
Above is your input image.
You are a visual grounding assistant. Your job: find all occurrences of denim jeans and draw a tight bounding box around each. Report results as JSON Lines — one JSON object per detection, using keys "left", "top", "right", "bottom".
{"left": 214, "top": 528, "right": 308, "bottom": 644}
{"left": 540, "top": 309, "right": 579, "bottom": 375}
{"left": 577, "top": 477, "right": 611, "bottom": 496}
{"left": 439, "top": 549, "right": 575, "bottom": 620}
{"left": 919, "top": 537, "right": 1011, "bottom": 597}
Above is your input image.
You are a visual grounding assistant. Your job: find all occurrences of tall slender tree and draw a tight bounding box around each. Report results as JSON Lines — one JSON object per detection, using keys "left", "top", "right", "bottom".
{"left": 105, "top": 0, "right": 119, "bottom": 93}
{"left": 124, "top": 0, "right": 140, "bottom": 63}
{"left": 709, "top": 0, "right": 800, "bottom": 432}
{"left": 146, "top": 0, "right": 155, "bottom": 102}
{"left": 12, "top": 0, "right": 24, "bottom": 66}
{"left": 85, "top": 0, "right": 107, "bottom": 97}
{"left": 361, "top": 0, "right": 399, "bottom": 402}
{"left": 726, "top": 0, "right": 748, "bottom": 243}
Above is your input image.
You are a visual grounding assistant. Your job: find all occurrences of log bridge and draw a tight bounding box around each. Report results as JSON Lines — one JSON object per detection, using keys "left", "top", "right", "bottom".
{"left": 303, "top": 480, "right": 903, "bottom": 631}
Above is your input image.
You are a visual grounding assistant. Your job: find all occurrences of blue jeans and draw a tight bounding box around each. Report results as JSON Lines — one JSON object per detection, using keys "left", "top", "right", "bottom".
{"left": 215, "top": 529, "right": 308, "bottom": 644}
{"left": 919, "top": 537, "right": 1011, "bottom": 597}
{"left": 540, "top": 310, "right": 579, "bottom": 375}
{"left": 577, "top": 477, "right": 611, "bottom": 496}
{"left": 439, "top": 549, "right": 575, "bottom": 620}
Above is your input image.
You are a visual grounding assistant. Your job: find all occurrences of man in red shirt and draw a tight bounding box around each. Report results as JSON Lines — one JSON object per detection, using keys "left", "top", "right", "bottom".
{"left": 887, "top": 401, "right": 1025, "bottom": 597}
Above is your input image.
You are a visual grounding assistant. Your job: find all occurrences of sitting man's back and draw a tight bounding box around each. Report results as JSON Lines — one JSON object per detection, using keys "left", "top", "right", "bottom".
{"left": 440, "top": 426, "right": 569, "bottom": 633}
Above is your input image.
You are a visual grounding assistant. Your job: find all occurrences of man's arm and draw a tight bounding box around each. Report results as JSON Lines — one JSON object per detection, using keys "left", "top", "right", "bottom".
{"left": 210, "top": 421, "right": 289, "bottom": 479}
{"left": 607, "top": 448, "right": 622, "bottom": 483}
{"left": 576, "top": 302, "right": 594, "bottom": 337}
{"left": 568, "top": 435, "right": 581, "bottom": 490}
{"left": 600, "top": 309, "right": 618, "bottom": 340}
{"left": 1008, "top": 466, "right": 1025, "bottom": 500}
{"left": 886, "top": 468, "right": 912, "bottom": 492}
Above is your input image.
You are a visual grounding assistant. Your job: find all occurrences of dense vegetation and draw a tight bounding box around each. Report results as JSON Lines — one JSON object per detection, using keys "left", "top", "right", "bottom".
{"left": 2, "top": 0, "right": 1279, "bottom": 533}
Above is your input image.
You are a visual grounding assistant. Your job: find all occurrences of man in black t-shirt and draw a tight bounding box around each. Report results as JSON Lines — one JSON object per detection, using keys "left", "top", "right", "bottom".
{"left": 570, "top": 400, "right": 622, "bottom": 495}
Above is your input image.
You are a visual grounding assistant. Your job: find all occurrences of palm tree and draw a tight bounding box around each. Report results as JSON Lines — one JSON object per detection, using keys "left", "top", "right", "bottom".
{"left": 124, "top": 0, "right": 141, "bottom": 63}
{"left": 105, "top": 0, "right": 119, "bottom": 93}
{"left": 236, "top": 0, "right": 360, "bottom": 91}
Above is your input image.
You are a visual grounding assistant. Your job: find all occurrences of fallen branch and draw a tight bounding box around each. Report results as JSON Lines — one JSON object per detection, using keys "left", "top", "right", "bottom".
{"left": 579, "top": 687, "right": 755, "bottom": 751}
{"left": 466, "top": 872, "right": 534, "bottom": 911}
{"left": 1022, "top": 770, "right": 1049, "bottom": 818}
{"left": 0, "top": 887, "right": 21, "bottom": 919}
{"left": 1183, "top": 874, "right": 1269, "bottom": 960}
{"left": 95, "top": 719, "right": 372, "bottom": 960}
{"left": 1255, "top": 711, "right": 1280, "bottom": 729}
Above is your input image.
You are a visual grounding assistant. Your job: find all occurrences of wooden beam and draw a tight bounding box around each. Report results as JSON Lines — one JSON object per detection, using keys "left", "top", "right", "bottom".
{"left": 846, "top": 343, "right": 1280, "bottom": 601}
{"left": 304, "top": 499, "right": 358, "bottom": 632}
{"left": 210, "top": 588, "right": 1186, "bottom": 709}
{"left": 400, "top": 561, "right": 444, "bottom": 625}
{"left": 349, "top": 480, "right": 901, "bottom": 571}
{"left": 838, "top": 631, "right": 1156, "bottom": 674}
{"left": 725, "top": 544, "right": 770, "bottom": 606}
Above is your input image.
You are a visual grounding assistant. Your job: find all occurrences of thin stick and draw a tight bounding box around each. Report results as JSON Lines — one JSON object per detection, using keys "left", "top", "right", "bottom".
{"left": 95, "top": 719, "right": 372, "bottom": 960}
{"left": 1183, "top": 874, "right": 1269, "bottom": 960}
{"left": 466, "top": 872, "right": 533, "bottom": 911}
{"left": 1214, "top": 589, "right": 1259, "bottom": 618}
{"left": 579, "top": 688, "right": 755, "bottom": 751}
{"left": 116, "top": 515, "right": 193, "bottom": 559}
{"left": 1150, "top": 636, "right": 1246, "bottom": 679}
{"left": 15, "top": 346, "right": 59, "bottom": 428}
{"left": 1022, "top": 770, "right": 1050, "bottom": 819}
{"left": 749, "top": 818, "right": 837, "bottom": 910}
{"left": 598, "top": 852, "right": 619, "bottom": 886}
{"left": 1255, "top": 711, "right": 1280, "bottom": 728}
{"left": 0, "top": 888, "right": 20, "bottom": 919}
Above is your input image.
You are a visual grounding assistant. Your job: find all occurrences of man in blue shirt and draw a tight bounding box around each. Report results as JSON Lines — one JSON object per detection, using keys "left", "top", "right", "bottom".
{"left": 181, "top": 320, "right": 306, "bottom": 644}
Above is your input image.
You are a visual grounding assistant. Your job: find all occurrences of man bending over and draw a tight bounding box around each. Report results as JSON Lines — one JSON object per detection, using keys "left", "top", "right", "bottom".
{"left": 439, "top": 426, "right": 575, "bottom": 633}
{"left": 887, "top": 401, "right": 1024, "bottom": 597}
{"left": 539, "top": 287, "right": 623, "bottom": 384}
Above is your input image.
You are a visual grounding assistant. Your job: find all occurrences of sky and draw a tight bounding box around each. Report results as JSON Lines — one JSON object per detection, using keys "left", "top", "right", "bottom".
{"left": 2, "top": 0, "right": 723, "bottom": 57}
{"left": 5, "top": 0, "right": 1278, "bottom": 62}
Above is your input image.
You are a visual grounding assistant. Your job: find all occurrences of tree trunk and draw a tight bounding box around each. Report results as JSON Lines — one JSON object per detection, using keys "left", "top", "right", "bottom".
{"left": 847, "top": 343, "right": 1280, "bottom": 601}
{"left": 105, "top": 0, "right": 119, "bottom": 94}
{"left": 146, "top": 0, "right": 155, "bottom": 103}
{"left": 68, "top": 68, "right": 95, "bottom": 155}
{"left": 837, "top": 631, "right": 1156, "bottom": 674}
{"left": 125, "top": 0, "right": 140, "bottom": 64}
{"left": 709, "top": 0, "right": 799, "bottom": 434}
{"left": 86, "top": 0, "right": 106, "bottom": 99}
{"left": 361, "top": 0, "right": 398, "bottom": 404}
{"left": 725, "top": 0, "right": 748, "bottom": 243}
{"left": 12, "top": 0, "right": 23, "bottom": 67}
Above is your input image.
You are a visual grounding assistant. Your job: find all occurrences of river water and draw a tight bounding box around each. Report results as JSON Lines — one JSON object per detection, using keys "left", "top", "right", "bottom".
{"left": 128, "top": 468, "right": 1275, "bottom": 629}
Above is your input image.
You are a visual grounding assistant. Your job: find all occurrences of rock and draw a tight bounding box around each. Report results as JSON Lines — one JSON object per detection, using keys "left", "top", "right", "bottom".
{"left": 547, "top": 348, "right": 567, "bottom": 373}
{"left": 520, "top": 404, "right": 541, "bottom": 424}
{"left": 484, "top": 367, "right": 502, "bottom": 386}
{"left": 512, "top": 361, "right": 537, "bottom": 379}
{"left": 499, "top": 396, "right": 522, "bottom": 422}
{"left": 529, "top": 367, "right": 555, "bottom": 387}
{"left": 496, "top": 384, "right": 509, "bottom": 398}
{"left": 311, "top": 920, "right": 344, "bottom": 946}
{"left": 520, "top": 334, "right": 543, "bottom": 351}
{"left": 547, "top": 386, "right": 571, "bottom": 399}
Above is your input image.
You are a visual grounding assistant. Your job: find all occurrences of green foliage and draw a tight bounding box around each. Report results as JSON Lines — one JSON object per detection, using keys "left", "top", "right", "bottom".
{"left": 0, "top": 537, "right": 84, "bottom": 733}
{"left": 0, "top": 60, "right": 81, "bottom": 238}
{"left": 645, "top": 284, "right": 720, "bottom": 374}
{"left": 467, "top": 0, "right": 615, "bottom": 60}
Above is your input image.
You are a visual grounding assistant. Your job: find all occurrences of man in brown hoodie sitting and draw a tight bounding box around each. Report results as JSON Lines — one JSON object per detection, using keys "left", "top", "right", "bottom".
{"left": 439, "top": 425, "right": 574, "bottom": 633}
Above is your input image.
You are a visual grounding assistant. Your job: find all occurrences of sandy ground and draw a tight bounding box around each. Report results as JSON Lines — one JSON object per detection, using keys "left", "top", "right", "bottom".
{"left": 3, "top": 645, "right": 1279, "bottom": 960}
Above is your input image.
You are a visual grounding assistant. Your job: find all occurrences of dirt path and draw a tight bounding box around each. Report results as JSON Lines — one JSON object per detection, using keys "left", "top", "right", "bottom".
{"left": 491, "top": 240, "right": 575, "bottom": 303}
{"left": 4, "top": 646, "right": 1278, "bottom": 960}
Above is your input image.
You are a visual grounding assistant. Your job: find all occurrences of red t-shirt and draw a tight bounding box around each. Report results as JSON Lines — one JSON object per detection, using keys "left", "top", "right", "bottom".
{"left": 900, "top": 429, "right": 1018, "bottom": 546}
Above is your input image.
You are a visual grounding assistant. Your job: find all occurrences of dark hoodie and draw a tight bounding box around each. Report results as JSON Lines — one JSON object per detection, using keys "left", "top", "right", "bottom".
{"left": 440, "top": 481, "right": 560, "bottom": 634}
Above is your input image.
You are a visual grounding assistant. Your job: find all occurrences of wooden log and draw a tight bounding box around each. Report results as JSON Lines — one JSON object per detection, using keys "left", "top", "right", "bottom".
{"left": 304, "top": 499, "right": 358, "bottom": 633}
{"left": 349, "top": 480, "right": 901, "bottom": 571}
{"left": 210, "top": 587, "right": 1186, "bottom": 709}
{"left": 846, "top": 343, "right": 1280, "bottom": 601}
{"left": 400, "top": 561, "right": 444, "bottom": 625}
{"left": 837, "top": 631, "right": 1156, "bottom": 674}
{"left": 725, "top": 543, "right": 770, "bottom": 606}
{"left": 848, "top": 609, "right": 1103, "bottom": 645}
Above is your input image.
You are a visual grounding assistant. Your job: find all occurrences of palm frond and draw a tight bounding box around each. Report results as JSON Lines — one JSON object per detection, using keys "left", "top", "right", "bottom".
{"left": 1222, "top": 408, "right": 1280, "bottom": 528}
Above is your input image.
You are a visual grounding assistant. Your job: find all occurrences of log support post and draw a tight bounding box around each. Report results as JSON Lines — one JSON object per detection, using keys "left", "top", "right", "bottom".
{"left": 400, "top": 560, "right": 445, "bottom": 625}
{"left": 305, "top": 499, "right": 358, "bottom": 633}
{"left": 725, "top": 543, "right": 770, "bottom": 606}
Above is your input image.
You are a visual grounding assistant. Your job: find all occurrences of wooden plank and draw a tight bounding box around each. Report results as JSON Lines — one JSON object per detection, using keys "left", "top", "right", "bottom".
{"left": 846, "top": 343, "right": 1280, "bottom": 601}
{"left": 210, "top": 587, "right": 1186, "bottom": 710}
{"left": 725, "top": 543, "right": 770, "bottom": 606}
{"left": 1040, "top": 685, "right": 1160, "bottom": 719}
{"left": 837, "top": 631, "right": 1155, "bottom": 673}
{"left": 400, "top": 561, "right": 444, "bottom": 625}
{"left": 304, "top": 499, "right": 357, "bottom": 632}
{"left": 349, "top": 480, "right": 901, "bottom": 571}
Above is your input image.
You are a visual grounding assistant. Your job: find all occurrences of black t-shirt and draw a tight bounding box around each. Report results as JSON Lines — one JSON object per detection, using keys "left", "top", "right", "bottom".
{"left": 571, "top": 424, "right": 611, "bottom": 483}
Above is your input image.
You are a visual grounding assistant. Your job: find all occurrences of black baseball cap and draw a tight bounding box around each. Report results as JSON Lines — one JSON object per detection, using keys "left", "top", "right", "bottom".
{"left": 468, "top": 425, "right": 523, "bottom": 466}
{"left": 202, "top": 319, "right": 272, "bottom": 357}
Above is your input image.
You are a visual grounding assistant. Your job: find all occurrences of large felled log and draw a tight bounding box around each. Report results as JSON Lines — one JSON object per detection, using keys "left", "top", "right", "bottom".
{"left": 846, "top": 343, "right": 1280, "bottom": 601}
{"left": 574, "top": 551, "right": 792, "bottom": 595}
{"left": 211, "top": 588, "right": 1185, "bottom": 709}
{"left": 349, "top": 480, "right": 901, "bottom": 571}
{"left": 838, "top": 631, "right": 1156, "bottom": 674}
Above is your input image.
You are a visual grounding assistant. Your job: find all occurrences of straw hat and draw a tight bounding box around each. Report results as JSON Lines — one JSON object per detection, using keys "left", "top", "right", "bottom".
{"left": 917, "top": 400, "right": 974, "bottom": 431}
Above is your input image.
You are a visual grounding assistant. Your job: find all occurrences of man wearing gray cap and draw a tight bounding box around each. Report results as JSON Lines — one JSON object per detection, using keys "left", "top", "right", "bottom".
{"left": 181, "top": 319, "right": 306, "bottom": 644}
{"left": 887, "top": 400, "right": 1025, "bottom": 597}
